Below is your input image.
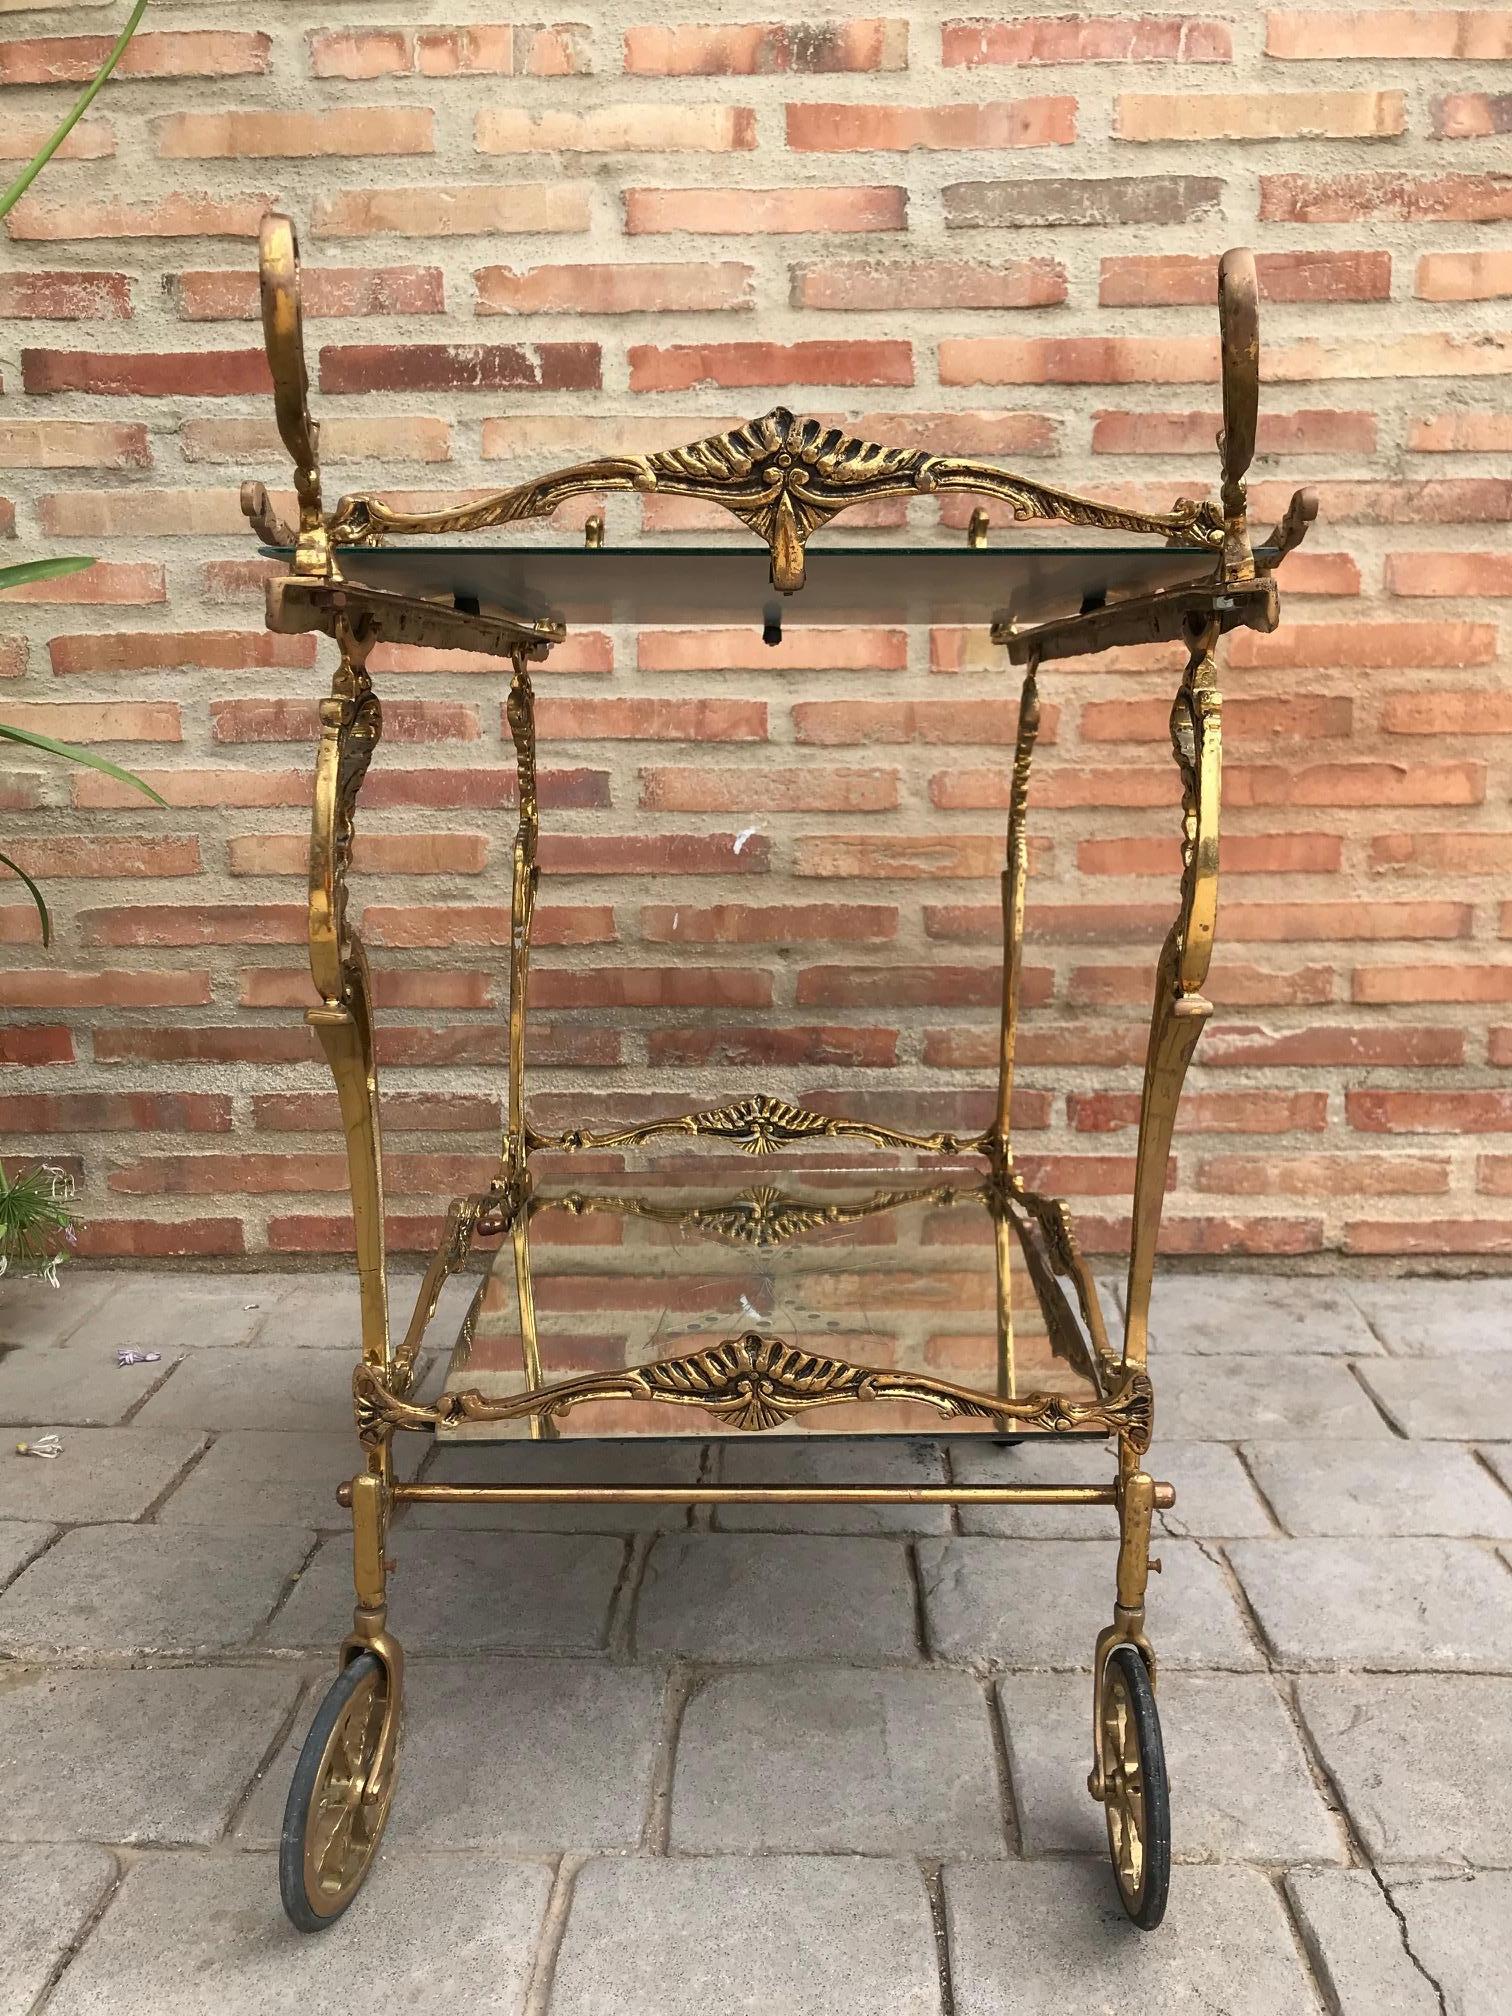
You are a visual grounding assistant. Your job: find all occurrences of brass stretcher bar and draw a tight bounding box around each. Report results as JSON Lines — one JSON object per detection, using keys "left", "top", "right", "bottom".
{"left": 242, "top": 208, "right": 1314, "bottom": 1937}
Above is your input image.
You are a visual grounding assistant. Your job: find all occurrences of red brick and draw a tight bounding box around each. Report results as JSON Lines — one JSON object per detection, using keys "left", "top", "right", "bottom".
{"left": 1078, "top": 833, "right": 1341, "bottom": 877}
{"left": 1370, "top": 832, "right": 1512, "bottom": 875}
{"left": 1199, "top": 1154, "right": 1450, "bottom": 1198}
{"left": 0, "top": 420, "right": 150, "bottom": 470}
{"left": 797, "top": 964, "right": 1028, "bottom": 1009}
{"left": 1276, "top": 552, "right": 1363, "bottom": 596}
{"left": 1409, "top": 414, "right": 1512, "bottom": 453}
{"left": 95, "top": 1026, "right": 312, "bottom": 1066}
{"left": 174, "top": 266, "right": 445, "bottom": 320}
{"left": 1380, "top": 690, "right": 1512, "bottom": 736}
{"left": 532, "top": 968, "right": 772, "bottom": 1010}
{"left": 945, "top": 176, "right": 1224, "bottom": 230}
{"left": 944, "top": 17, "right": 1231, "bottom": 64}
{"left": 942, "top": 334, "right": 1217, "bottom": 386}
{"left": 79, "top": 904, "right": 304, "bottom": 947}
{"left": 39, "top": 489, "right": 259, "bottom": 539}
{"left": 0, "top": 1092, "right": 231, "bottom": 1134}
{"left": 1346, "top": 1219, "right": 1512, "bottom": 1257}
{"left": 1353, "top": 964, "right": 1512, "bottom": 1005}
{"left": 0, "top": 271, "right": 132, "bottom": 320}
{"left": 313, "top": 185, "right": 590, "bottom": 237}
{"left": 1416, "top": 250, "right": 1512, "bottom": 301}
{"left": 628, "top": 341, "right": 912, "bottom": 391}
{"left": 320, "top": 343, "right": 599, "bottom": 394}
{"left": 1084, "top": 694, "right": 1349, "bottom": 745}
{"left": 647, "top": 1026, "right": 898, "bottom": 1069}
{"left": 640, "top": 902, "right": 896, "bottom": 944}
{"left": 537, "top": 697, "right": 765, "bottom": 742}
{"left": 1433, "top": 92, "right": 1512, "bottom": 138}
{"left": 1477, "top": 1159, "right": 1512, "bottom": 1196}
{"left": 0, "top": 117, "right": 114, "bottom": 164}
{"left": 1072, "top": 1091, "right": 1329, "bottom": 1135}
{"left": 363, "top": 767, "right": 610, "bottom": 811}
{"left": 1228, "top": 762, "right": 1485, "bottom": 808}
{"left": 211, "top": 698, "right": 480, "bottom": 743}
{"left": 157, "top": 108, "right": 433, "bottom": 158}
{"left": 932, "top": 767, "right": 1169, "bottom": 812}
{"left": 1099, "top": 249, "right": 1390, "bottom": 307}
{"left": 859, "top": 411, "right": 1059, "bottom": 454}
{"left": 0, "top": 969, "right": 210, "bottom": 1009}
{"left": 362, "top": 905, "right": 612, "bottom": 950}
{"left": 49, "top": 631, "right": 313, "bottom": 676}
{"left": 626, "top": 187, "right": 907, "bottom": 233}
{"left": 478, "top": 104, "right": 754, "bottom": 152}
{"left": 1261, "top": 172, "right": 1512, "bottom": 224}
{"left": 0, "top": 1028, "right": 75, "bottom": 1066}
{"left": 1120, "top": 90, "right": 1403, "bottom": 141}
{"left": 1250, "top": 476, "right": 1512, "bottom": 523}
{"left": 1267, "top": 12, "right": 1512, "bottom": 60}
{"left": 73, "top": 1219, "right": 245, "bottom": 1259}
{"left": 1, "top": 563, "right": 163, "bottom": 610}
{"left": 540, "top": 834, "right": 770, "bottom": 876}
{"left": 639, "top": 626, "right": 906, "bottom": 673}
{"left": 2, "top": 837, "right": 199, "bottom": 879}
{"left": 788, "top": 99, "right": 1075, "bottom": 150}
{"left": 1269, "top": 331, "right": 1511, "bottom": 382}
{"left": 1232, "top": 620, "right": 1497, "bottom": 670}
{"left": 1224, "top": 901, "right": 1471, "bottom": 943}
{"left": 797, "top": 835, "right": 1002, "bottom": 879}
{"left": 1349, "top": 1090, "right": 1512, "bottom": 1134}
{"left": 1386, "top": 552, "right": 1512, "bottom": 597}
{"left": 1091, "top": 408, "right": 1375, "bottom": 457}
{"left": 23, "top": 350, "right": 269, "bottom": 397}
{"left": 6, "top": 194, "right": 274, "bottom": 242}
{"left": 228, "top": 833, "right": 487, "bottom": 877}
{"left": 73, "top": 771, "right": 307, "bottom": 812}
{"left": 793, "top": 698, "right": 1037, "bottom": 745}
{"left": 1070, "top": 963, "right": 1336, "bottom": 1009}
{"left": 623, "top": 21, "right": 909, "bottom": 74}
{"left": 793, "top": 259, "right": 1065, "bottom": 312}
{"left": 1202, "top": 1026, "right": 1464, "bottom": 1068}
{"left": 640, "top": 767, "right": 899, "bottom": 814}
{"left": 0, "top": 30, "right": 270, "bottom": 84}
{"left": 477, "top": 263, "right": 753, "bottom": 315}
{"left": 0, "top": 701, "right": 180, "bottom": 744}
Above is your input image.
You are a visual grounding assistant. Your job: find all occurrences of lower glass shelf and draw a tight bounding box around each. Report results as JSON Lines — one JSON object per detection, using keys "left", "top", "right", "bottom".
{"left": 435, "top": 1165, "right": 1127, "bottom": 1442}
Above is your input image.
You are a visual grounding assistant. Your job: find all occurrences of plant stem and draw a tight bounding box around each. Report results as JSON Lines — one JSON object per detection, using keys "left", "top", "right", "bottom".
{"left": 0, "top": 0, "right": 150, "bottom": 220}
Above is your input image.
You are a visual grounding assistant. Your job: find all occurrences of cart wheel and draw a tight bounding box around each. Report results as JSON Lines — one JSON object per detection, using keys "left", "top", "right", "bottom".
{"left": 280, "top": 1650, "right": 398, "bottom": 1932}
{"left": 1100, "top": 1643, "right": 1170, "bottom": 1931}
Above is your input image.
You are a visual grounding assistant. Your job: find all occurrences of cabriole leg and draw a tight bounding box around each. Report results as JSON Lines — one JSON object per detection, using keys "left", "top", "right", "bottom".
{"left": 502, "top": 647, "right": 539, "bottom": 1184}
{"left": 991, "top": 658, "right": 1041, "bottom": 1168}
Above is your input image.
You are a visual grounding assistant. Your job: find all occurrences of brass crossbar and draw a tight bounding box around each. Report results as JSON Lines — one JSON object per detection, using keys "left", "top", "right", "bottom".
{"left": 350, "top": 1480, "right": 1177, "bottom": 1509}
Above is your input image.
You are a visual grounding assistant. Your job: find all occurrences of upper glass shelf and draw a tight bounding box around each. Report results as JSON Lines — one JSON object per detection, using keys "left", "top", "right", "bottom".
{"left": 263, "top": 540, "right": 1261, "bottom": 634}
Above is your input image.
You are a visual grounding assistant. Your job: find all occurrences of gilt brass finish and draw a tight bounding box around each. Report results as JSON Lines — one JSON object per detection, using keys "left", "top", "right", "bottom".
{"left": 244, "top": 213, "right": 1312, "bottom": 1932}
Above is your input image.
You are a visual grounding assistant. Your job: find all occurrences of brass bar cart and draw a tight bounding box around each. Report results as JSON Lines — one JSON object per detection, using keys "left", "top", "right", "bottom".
{"left": 242, "top": 215, "right": 1314, "bottom": 1935}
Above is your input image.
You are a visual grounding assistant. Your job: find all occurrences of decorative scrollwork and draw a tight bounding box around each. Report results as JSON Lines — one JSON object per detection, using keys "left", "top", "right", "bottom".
{"left": 354, "top": 1340, "right": 1152, "bottom": 1444}
{"left": 1170, "top": 637, "right": 1222, "bottom": 998}
{"left": 323, "top": 406, "right": 1224, "bottom": 593}
{"left": 531, "top": 1092, "right": 989, "bottom": 1161}
{"left": 553, "top": 1179, "right": 981, "bottom": 1251}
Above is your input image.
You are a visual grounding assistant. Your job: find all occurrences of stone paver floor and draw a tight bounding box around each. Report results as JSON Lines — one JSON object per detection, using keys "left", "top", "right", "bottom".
{"left": 0, "top": 1265, "right": 1508, "bottom": 2013}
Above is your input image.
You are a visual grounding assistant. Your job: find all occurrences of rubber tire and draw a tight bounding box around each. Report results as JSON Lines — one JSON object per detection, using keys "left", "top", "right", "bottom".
{"left": 279, "top": 1651, "right": 387, "bottom": 1934}
{"left": 1105, "top": 1643, "right": 1171, "bottom": 1931}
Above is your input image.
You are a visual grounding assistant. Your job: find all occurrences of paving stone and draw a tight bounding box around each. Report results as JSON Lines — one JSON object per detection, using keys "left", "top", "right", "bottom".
{"left": 1230, "top": 1536, "right": 1512, "bottom": 1670}
{"left": 917, "top": 1537, "right": 1262, "bottom": 1671}
{"left": 945, "top": 1862, "right": 1320, "bottom": 2016}
{"left": 998, "top": 1670, "right": 1345, "bottom": 1863}
{"left": 44, "top": 1849, "right": 552, "bottom": 2016}
{"left": 1483, "top": 1443, "right": 1512, "bottom": 1498}
{"left": 0, "top": 1427, "right": 203, "bottom": 1524}
{"left": 949, "top": 1437, "right": 1272, "bottom": 1540}
{"left": 1355, "top": 1354, "right": 1512, "bottom": 1440}
{"left": 412, "top": 1435, "right": 702, "bottom": 1532}
{"left": 1244, "top": 1438, "right": 1512, "bottom": 1538}
{"left": 1149, "top": 1273, "right": 1381, "bottom": 1355}
{"left": 0, "top": 1334, "right": 178, "bottom": 1426}
{"left": 61, "top": 1273, "right": 292, "bottom": 1353}
{"left": 1297, "top": 1674, "right": 1512, "bottom": 1863}
{"left": 269, "top": 1525, "right": 625, "bottom": 1654}
{"left": 0, "top": 1272, "right": 111, "bottom": 1348}
{"left": 132, "top": 1345, "right": 375, "bottom": 1431}
{"left": 270, "top": 1269, "right": 479, "bottom": 1352}
{"left": 1284, "top": 1869, "right": 1442, "bottom": 2016}
{"left": 715, "top": 1434, "right": 954, "bottom": 1534}
{"left": 0, "top": 1843, "right": 117, "bottom": 2016}
{"left": 634, "top": 1533, "right": 918, "bottom": 1663}
{"left": 1384, "top": 1871, "right": 1512, "bottom": 2014}
{"left": 240, "top": 1657, "right": 663, "bottom": 1851}
{"left": 0, "top": 1666, "right": 301, "bottom": 1844}
{"left": 158, "top": 1429, "right": 418, "bottom": 1529}
{"left": 549, "top": 1856, "right": 940, "bottom": 2016}
{"left": 0, "top": 1523, "right": 310, "bottom": 1657}
{"left": 672, "top": 1663, "right": 1006, "bottom": 1855}
{"left": 1347, "top": 1276, "right": 1512, "bottom": 1356}
{"left": 0, "top": 1520, "right": 52, "bottom": 1588}
{"left": 1155, "top": 1356, "right": 1391, "bottom": 1441}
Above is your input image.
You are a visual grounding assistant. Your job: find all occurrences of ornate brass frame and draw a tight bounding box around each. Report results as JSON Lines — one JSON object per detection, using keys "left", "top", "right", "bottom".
{"left": 245, "top": 217, "right": 1312, "bottom": 1931}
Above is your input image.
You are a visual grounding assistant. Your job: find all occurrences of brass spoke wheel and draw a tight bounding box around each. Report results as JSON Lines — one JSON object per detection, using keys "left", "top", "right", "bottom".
{"left": 280, "top": 1650, "right": 398, "bottom": 1932}
{"left": 1099, "top": 1643, "right": 1170, "bottom": 1930}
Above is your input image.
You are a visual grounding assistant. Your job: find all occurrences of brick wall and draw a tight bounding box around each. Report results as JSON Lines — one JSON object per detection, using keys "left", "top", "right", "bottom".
{"left": 1, "top": 6, "right": 1509, "bottom": 1266}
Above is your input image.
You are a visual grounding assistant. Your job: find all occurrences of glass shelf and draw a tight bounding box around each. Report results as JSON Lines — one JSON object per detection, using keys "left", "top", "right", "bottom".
{"left": 264, "top": 539, "right": 1262, "bottom": 634}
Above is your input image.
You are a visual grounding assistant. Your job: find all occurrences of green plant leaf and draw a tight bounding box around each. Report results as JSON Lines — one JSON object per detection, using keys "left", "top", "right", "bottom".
{"left": 0, "top": 722, "right": 167, "bottom": 804}
{"left": 0, "top": 0, "right": 150, "bottom": 221}
{"left": 0, "top": 556, "right": 95, "bottom": 593}
{"left": 0, "top": 849, "right": 50, "bottom": 948}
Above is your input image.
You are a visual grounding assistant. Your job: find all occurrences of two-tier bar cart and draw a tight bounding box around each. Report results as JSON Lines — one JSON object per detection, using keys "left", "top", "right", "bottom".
{"left": 241, "top": 216, "right": 1314, "bottom": 1935}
